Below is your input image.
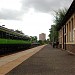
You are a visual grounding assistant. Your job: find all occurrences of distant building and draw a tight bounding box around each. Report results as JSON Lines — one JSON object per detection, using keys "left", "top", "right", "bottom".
{"left": 39, "top": 33, "right": 46, "bottom": 41}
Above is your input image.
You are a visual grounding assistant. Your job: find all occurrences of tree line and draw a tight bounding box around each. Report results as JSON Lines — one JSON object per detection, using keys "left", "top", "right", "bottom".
{"left": 49, "top": 8, "right": 68, "bottom": 44}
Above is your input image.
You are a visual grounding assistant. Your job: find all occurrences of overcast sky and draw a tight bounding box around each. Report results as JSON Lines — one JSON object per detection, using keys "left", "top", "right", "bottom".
{"left": 0, "top": 0, "right": 73, "bottom": 39}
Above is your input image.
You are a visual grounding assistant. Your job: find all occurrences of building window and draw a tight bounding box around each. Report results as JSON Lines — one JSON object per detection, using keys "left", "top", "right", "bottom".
{"left": 69, "top": 18, "right": 74, "bottom": 42}
{"left": 71, "top": 18, "right": 74, "bottom": 42}
{"left": 69, "top": 21, "right": 71, "bottom": 42}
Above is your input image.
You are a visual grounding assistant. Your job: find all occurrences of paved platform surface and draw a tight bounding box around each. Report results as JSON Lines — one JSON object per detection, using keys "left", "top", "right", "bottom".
{"left": 6, "top": 45, "right": 75, "bottom": 75}
{"left": 0, "top": 45, "right": 45, "bottom": 75}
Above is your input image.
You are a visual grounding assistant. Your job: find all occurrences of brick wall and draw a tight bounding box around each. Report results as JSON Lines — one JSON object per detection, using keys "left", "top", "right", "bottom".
{"left": 66, "top": 44, "right": 75, "bottom": 53}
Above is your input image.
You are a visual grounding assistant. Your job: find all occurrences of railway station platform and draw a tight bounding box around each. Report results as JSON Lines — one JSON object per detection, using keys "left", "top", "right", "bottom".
{"left": 0, "top": 45, "right": 46, "bottom": 75}
{"left": 0, "top": 44, "right": 75, "bottom": 75}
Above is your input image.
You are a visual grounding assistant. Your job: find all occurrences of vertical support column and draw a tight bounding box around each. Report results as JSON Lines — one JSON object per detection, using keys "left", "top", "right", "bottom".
{"left": 74, "top": 14, "right": 75, "bottom": 42}
{"left": 68, "top": 21, "right": 70, "bottom": 42}
{"left": 59, "top": 30, "right": 60, "bottom": 44}
{"left": 70, "top": 18, "right": 72, "bottom": 42}
{"left": 67, "top": 23, "right": 69, "bottom": 43}
{"left": 62, "top": 27, "right": 64, "bottom": 49}
{"left": 61, "top": 27, "right": 62, "bottom": 49}
{"left": 66, "top": 24, "right": 67, "bottom": 43}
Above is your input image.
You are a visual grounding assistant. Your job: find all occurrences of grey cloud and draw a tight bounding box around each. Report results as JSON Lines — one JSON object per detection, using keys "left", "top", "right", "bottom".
{"left": 21, "top": 0, "right": 73, "bottom": 13}
{"left": 0, "top": 9, "right": 24, "bottom": 20}
{"left": 0, "top": 0, "right": 73, "bottom": 20}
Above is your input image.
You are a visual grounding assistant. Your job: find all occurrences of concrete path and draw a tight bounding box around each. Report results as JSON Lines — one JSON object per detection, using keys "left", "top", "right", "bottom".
{"left": 0, "top": 45, "right": 45, "bottom": 75}
{"left": 6, "top": 44, "right": 75, "bottom": 75}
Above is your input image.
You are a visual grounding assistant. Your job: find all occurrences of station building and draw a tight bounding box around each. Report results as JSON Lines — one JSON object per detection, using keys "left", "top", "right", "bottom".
{"left": 58, "top": 0, "right": 75, "bottom": 54}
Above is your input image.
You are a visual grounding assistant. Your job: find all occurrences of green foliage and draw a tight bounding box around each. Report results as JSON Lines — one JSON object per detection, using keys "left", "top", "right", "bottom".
{"left": 49, "top": 25, "right": 58, "bottom": 42}
{"left": 54, "top": 8, "right": 67, "bottom": 30}
{"left": 38, "top": 40, "right": 49, "bottom": 45}
{"left": 30, "top": 36, "right": 37, "bottom": 43}
{"left": 38, "top": 40, "right": 44, "bottom": 45}
{"left": 49, "top": 8, "right": 68, "bottom": 43}
{"left": 0, "top": 38, "right": 31, "bottom": 44}
{"left": 15, "top": 30, "right": 24, "bottom": 34}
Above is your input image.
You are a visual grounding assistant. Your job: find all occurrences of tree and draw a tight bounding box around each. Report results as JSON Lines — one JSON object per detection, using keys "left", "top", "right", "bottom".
{"left": 49, "top": 8, "right": 68, "bottom": 43}
{"left": 15, "top": 30, "right": 24, "bottom": 35}
{"left": 49, "top": 25, "right": 58, "bottom": 43}
{"left": 54, "top": 8, "right": 67, "bottom": 30}
{"left": 30, "top": 36, "right": 37, "bottom": 43}
{"left": 38, "top": 40, "right": 43, "bottom": 45}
